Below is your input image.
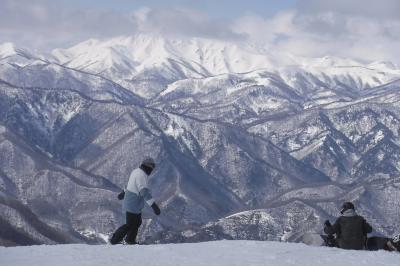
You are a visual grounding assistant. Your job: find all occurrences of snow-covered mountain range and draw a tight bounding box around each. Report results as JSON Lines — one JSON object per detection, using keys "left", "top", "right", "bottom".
{"left": 0, "top": 35, "right": 400, "bottom": 246}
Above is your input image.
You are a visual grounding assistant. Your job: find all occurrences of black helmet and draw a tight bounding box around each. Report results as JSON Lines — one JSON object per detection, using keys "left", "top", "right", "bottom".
{"left": 340, "top": 202, "right": 355, "bottom": 214}
{"left": 141, "top": 157, "right": 155, "bottom": 170}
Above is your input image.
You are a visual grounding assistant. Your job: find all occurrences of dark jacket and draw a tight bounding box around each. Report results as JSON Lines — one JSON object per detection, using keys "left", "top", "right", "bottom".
{"left": 324, "top": 210, "right": 372, "bottom": 250}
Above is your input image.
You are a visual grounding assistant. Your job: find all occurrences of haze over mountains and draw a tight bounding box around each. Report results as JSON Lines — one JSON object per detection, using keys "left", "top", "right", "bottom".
{"left": 0, "top": 34, "right": 400, "bottom": 246}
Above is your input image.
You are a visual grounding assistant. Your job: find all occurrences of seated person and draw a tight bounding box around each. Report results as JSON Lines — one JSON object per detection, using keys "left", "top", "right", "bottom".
{"left": 324, "top": 202, "right": 372, "bottom": 250}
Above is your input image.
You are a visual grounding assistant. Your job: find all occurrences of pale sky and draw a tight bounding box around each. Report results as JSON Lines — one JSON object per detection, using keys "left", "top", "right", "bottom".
{"left": 69, "top": 0, "right": 298, "bottom": 18}
{"left": 1, "top": 0, "right": 400, "bottom": 63}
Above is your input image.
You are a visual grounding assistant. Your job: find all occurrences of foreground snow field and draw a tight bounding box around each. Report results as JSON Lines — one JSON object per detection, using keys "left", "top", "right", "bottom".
{"left": 1, "top": 240, "right": 399, "bottom": 266}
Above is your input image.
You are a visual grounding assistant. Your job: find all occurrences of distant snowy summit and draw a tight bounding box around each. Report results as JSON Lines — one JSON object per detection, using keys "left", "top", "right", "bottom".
{"left": 0, "top": 42, "right": 18, "bottom": 58}
{"left": 51, "top": 34, "right": 400, "bottom": 78}
{"left": 2, "top": 34, "right": 399, "bottom": 94}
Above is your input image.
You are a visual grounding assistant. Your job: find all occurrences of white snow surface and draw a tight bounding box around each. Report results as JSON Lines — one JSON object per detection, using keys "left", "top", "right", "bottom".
{"left": 1, "top": 240, "right": 399, "bottom": 266}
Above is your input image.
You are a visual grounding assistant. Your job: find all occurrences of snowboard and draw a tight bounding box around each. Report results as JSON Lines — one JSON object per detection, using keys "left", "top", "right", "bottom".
{"left": 366, "top": 236, "right": 391, "bottom": 251}
{"left": 107, "top": 238, "right": 150, "bottom": 245}
{"left": 302, "top": 233, "right": 393, "bottom": 251}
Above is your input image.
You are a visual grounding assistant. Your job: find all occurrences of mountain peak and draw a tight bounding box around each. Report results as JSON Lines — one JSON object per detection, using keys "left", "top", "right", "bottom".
{"left": 368, "top": 60, "right": 398, "bottom": 71}
{"left": 0, "top": 42, "right": 18, "bottom": 58}
{"left": 51, "top": 34, "right": 285, "bottom": 79}
{"left": 301, "top": 55, "right": 363, "bottom": 68}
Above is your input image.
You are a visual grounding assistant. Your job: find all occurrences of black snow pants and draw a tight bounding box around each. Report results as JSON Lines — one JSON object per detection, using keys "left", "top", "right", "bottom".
{"left": 110, "top": 212, "right": 142, "bottom": 244}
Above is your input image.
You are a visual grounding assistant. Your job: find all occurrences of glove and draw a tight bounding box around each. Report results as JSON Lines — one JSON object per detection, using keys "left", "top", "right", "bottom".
{"left": 151, "top": 202, "right": 161, "bottom": 216}
{"left": 324, "top": 220, "right": 331, "bottom": 227}
{"left": 117, "top": 190, "right": 125, "bottom": 200}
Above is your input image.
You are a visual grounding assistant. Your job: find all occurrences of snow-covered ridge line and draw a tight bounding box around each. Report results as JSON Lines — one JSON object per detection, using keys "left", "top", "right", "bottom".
{"left": 2, "top": 34, "right": 399, "bottom": 79}
{"left": 2, "top": 34, "right": 400, "bottom": 100}
{"left": 1, "top": 241, "right": 399, "bottom": 266}
{"left": 50, "top": 34, "right": 400, "bottom": 75}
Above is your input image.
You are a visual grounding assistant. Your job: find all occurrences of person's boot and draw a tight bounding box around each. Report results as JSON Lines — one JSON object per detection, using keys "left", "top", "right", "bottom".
{"left": 109, "top": 232, "right": 125, "bottom": 245}
{"left": 124, "top": 239, "right": 138, "bottom": 245}
{"left": 326, "top": 234, "right": 337, "bottom": 247}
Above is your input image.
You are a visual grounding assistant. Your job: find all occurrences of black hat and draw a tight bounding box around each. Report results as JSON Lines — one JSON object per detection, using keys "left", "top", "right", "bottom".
{"left": 340, "top": 202, "right": 355, "bottom": 214}
{"left": 142, "top": 157, "right": 155, "bottom": 170}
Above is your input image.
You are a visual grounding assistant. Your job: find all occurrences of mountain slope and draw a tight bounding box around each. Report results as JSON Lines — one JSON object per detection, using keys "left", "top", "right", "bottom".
{"left": 1, "top": 35, "right": 400, "bottom": 246}
{"left": 0, "top": 81, "right": 330, "bottom": 245}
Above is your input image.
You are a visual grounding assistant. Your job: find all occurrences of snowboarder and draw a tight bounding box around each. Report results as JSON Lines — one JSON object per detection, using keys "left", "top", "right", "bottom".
{"left": 324, "top": 202, "right": 372, "bottom": 250}
{"left": 110, "top": 157, "right": 161, "bottom": 245}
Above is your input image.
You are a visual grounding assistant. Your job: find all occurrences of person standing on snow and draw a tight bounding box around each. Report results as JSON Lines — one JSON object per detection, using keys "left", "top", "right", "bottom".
{"left": 110, "top": 157, "right": 161, "bottom": 245}
{"left": 324, "top": 202, "right": 372, "bottom": 250}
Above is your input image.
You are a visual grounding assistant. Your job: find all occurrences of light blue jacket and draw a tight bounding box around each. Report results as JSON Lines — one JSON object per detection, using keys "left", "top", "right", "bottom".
{"left": 122, "top": 168, "right": 154, "bottom": 214}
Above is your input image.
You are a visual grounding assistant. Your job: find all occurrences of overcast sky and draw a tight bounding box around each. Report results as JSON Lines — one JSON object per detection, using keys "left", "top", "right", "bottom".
{"left": 1, "top": 0, "right": 400, "bottom": 63}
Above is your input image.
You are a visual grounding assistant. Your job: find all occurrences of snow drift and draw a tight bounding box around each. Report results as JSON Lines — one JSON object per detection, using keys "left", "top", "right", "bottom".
{"left": 1, "top": 240, "right": 399, "bottom": 266}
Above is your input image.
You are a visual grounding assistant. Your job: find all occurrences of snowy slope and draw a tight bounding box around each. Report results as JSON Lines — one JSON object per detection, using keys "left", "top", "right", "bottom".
{"left": 1, "top": 241, "right": 399, "bottom": 266}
